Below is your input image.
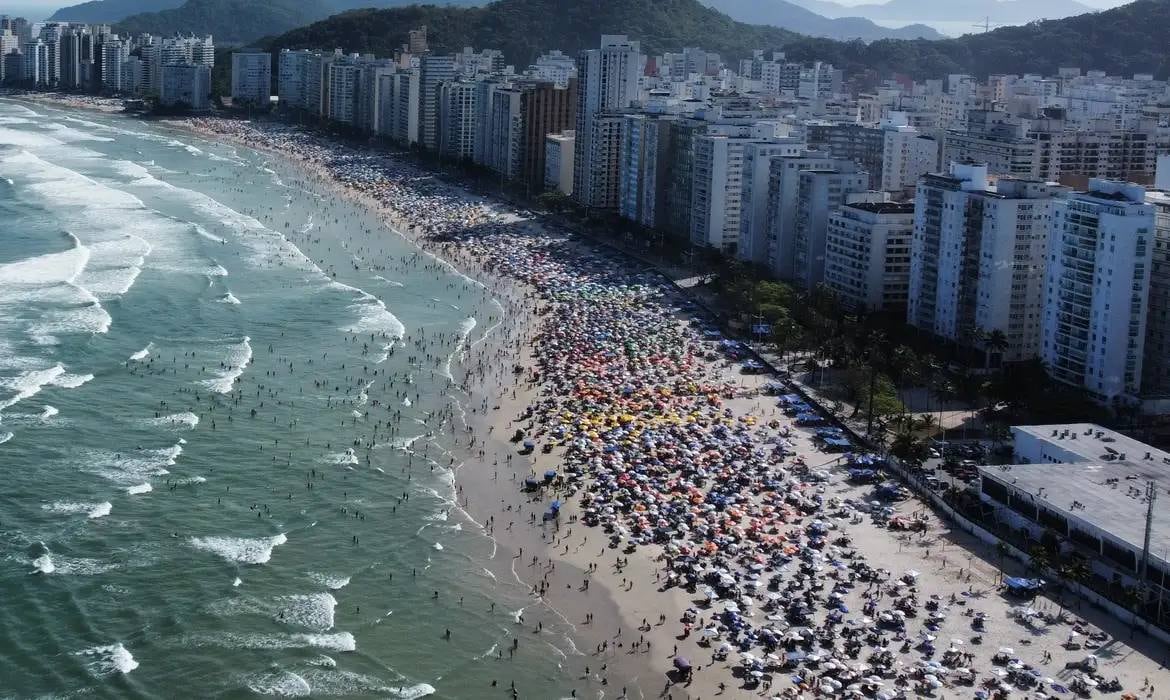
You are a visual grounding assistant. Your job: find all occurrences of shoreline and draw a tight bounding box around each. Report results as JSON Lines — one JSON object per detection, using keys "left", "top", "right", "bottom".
{"left": 15, "top": 93, "right": 1169, "bottom": 699}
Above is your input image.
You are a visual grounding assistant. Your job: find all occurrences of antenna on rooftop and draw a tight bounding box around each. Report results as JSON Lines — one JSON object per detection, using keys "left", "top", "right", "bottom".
{"left": 974, "top": 16, "right": 1003, "bottom": 33}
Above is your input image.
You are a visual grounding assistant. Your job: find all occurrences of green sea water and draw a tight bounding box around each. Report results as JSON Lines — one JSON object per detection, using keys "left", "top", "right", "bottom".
{"left": 0, "top": 99, "right": 584, "bottom": 699}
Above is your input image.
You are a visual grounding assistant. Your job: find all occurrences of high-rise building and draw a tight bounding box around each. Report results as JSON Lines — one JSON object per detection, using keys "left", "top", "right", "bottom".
{"left": 278, "top": 49, "right": 317, "bottom": 111}
{"left": 545, "top": 131, "right": 575, "bottom": 195}
{"left": 738, "top": 137, "right": 809, "bottom": 265}
{"left": 231, "top": 50, "right": 272, "bottom": 106}
{"left": 909, "top": 163, "right": 1063, "bottom": 364}
{"left": 57, "top": 28, "right": 83, "bottom": 89}
{"left": 807, "top": 114, "right": 937, "bottom": 195}
{"left": 1142, "top": 189, "right": 1170, "bottom": 409}
{"left": 573, "top": 36, "right": 644, "bottom": 210}
{"left": 764, "top": 151, "right": 850, "bottom": 281}
{"left": 327, "top": 60, "right": 360, "bottom": 124}
{"left": 791, "top": 168, "right": 871, "bottom": 290}
{"left": 438, "top": 79, "right": 480, "bottom": 162}
{"left": 619, "top": 113, "right": 677, "bottom": 230}
{"left": 1042, "top": 180, "right": 1155, "bottom": 404}
{"left": 160, "top": 62, "right": 211, "bottom": 110}
{"left": 824, "top": 201, "right": 916, "bottom": 314}
{"left": 419, "top": 53, "right": 456, "bottom": 151}
{"left": 120, "top": 55, "right": 145, "bottom": 95}
{"left": 690, "top": 121, "right": 791, "bottom": 254}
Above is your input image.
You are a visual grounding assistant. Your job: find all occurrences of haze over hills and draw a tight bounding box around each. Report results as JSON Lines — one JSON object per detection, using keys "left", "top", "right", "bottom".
{"left": 788, "top": 0, "right": 1100, "bottom": 24}
{"left": 259, "top": 0, "right": 1170, "bottom": 81}
{"left": 87, "top": 0, "right": 477, "bottom": 44}
{"left": 49, "top": 0, "right": 185, "bottom": 23}
{"left": 702, "top": 0, "right": 942, "bottom": 40}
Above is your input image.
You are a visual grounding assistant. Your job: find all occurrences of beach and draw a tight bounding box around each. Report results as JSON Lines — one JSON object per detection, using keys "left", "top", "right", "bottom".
{"left": 2, "top": 91, "right": 1168, "bottom": 699}
{"left": 179, "top": 112, "right": 1170, "bottom": 700}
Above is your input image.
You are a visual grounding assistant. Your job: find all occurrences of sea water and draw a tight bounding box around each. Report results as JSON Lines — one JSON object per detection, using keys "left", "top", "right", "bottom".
{"left": 0, "top": 99, "right": 579, "bottom": 698}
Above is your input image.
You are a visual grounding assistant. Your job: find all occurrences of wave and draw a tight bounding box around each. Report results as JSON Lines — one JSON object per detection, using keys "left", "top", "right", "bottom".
{"left": 245, "top": 669, "right": 312, "bottom": 697}
{"left": 126, "top": 482, "right": 153, "bottom": 495}
{"left": 39, "top": 405, "right": 59, "bottom": 421}
{"left": 182, "top": 631, "right": 355, "bottom": 652}
{"left": 330, "top": 281, "right": 406, "bottom": 339}
{"left": 0, "top": 365, "right": 65, "bottom": 411}
{"left": 188, "top": 532, "right": 287, "bottom": 565}
{"left": 200, "top": 336, "right": 252, "bottom": 394}
{"left": 81, "top": 442, "right": 183, "bottom": 484}
{"left": 322, "top": 449, "right": 358, "bottom": 466}
{"left": 307, "top": 572, "right": 351, "bottom": 591}
{"left": 129, "top": 342, "right": 154, "bottom": 361}
{"left": 215, "top": 292, "right": 241, "bottom": 305}
{"left": 75, "top": 643, "right": 138, "bottom": 676}
{"left": 0, "top": 432, "right": 12, "bottom": 445}
{"left": 145, "top": 412, "right": 199, "bottom": 430}
{"left": 42, "top": 501, "right": 112, "bottom": 519}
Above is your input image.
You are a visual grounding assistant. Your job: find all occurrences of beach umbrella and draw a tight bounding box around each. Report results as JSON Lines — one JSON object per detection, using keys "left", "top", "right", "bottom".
{"left": 673, "top": 656, "right": 691, "bottom": 671}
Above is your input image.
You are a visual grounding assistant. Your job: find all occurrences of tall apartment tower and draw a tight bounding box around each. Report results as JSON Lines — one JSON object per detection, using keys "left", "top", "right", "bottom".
{"left": 419, "top": 53, "right": 455, "bottom": 151}
{"left": 573, "top": 35, "right": 644, "bottom": 210}
{"left": 909, "top": 163, "right": 1063, "bottom": 364}
{"left": 1042, "top": 180, "right": 1155, "bottom": 404}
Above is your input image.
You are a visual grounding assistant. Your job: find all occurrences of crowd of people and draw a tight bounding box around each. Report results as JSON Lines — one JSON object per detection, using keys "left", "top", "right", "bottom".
{"left": 186, "top": 117, "right": 1159, "bottom": 699}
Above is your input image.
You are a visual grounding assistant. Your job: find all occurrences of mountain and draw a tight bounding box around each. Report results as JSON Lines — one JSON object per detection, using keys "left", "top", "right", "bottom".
{"left": 267, "top": 0, "right": 802, "bottom": 67}
{"left": 704, "top": 0, "right": 941, "bottom": 40}
{"left": 261, "top": 0, "right": 1170, "bottom": 81}
{"left": 779, "top": 0, "right": 1170, "bottom": 78}
{"left": 50, "top": 0, "right": 186, "bottom": 23}
{"left": 113, "top": 0, "right": 483, "bottom": 46}
{"left": 788, "top": 0, "right": 1098, "bottom": 24}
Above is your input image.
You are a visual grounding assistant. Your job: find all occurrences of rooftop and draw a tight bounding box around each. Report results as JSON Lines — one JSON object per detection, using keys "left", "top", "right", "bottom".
{"left": 979, "top": 459, "right": 1170, "bottom": 561}
{"left": 1014, "top": 423, "right": 1170, "bottom": 469}
{"left": 844, "top": 201, "right": 915, "bottom": 215}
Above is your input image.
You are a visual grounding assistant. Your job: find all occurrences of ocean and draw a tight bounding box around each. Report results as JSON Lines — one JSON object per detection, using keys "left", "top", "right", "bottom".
{"left": 0, "top": 98, "right": 581, "bottom": 699}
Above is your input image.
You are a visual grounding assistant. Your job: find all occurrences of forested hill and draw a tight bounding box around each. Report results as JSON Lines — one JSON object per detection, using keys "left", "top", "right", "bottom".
{"left": 263, "top": 0, "right": 1170, "bottom": 79}
{"left": 266, "top": 0, "right": 800, "bottom": 67}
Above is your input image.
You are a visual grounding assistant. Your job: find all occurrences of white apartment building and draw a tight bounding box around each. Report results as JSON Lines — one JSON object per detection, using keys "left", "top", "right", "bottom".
{"left": 545, "top": 130, "right": 575, "bottom": 195}
{"left": 573, "top": 36, "right": 644, "bottom": 210}
{"left": 790, "top": 168, "right": 870, "bottom": 290}
{"left": 528, "top": 50, "right": 576, "bottom": 87}
{"left": 908, "top": 163, "right": 1062, "bottom": 364}
{"left": 159, "top": 62, "right": 210, "bottom": 110}
{"left": 438, "top": 80, "right": 480, "bottom": 162}
{"left": 824, "top": 201, "right": 915, "bottom": 313}
{"left": 737, "top": 137, "right": 807, "bottom": 265}
{"left": 327, "top": 61, "right": 360, "bottom": 125}
{"left": 764, "top": 150, "right": 849, "bottom": 281}
{"left": 99, "top": 38, "right": 125, "bottom": 92}
{"left": 689, "top": 121, "right": 786, "bottom": 254}
{"left": 278, "top": 48, "right": 316, "bottom": 110}
{"left": 231, "top": 50, "right": 271, "bottom": 106}
{"left": 1042, "top": 179, "right": 1155, "bottom": 404}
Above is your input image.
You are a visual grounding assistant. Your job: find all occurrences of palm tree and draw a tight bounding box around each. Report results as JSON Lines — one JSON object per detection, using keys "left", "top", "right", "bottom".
{"left": 983, "top": 329, "right": 1010, "bottom": 369}
{"left": 995, "top": 541, "right": 1011, "bottom": 584}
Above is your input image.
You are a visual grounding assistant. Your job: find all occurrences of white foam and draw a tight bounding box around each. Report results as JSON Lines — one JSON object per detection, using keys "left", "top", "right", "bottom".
{"left": 275, "top": 593, "right": 337, "bottom": 631}
{"left": 51, "top": 372, "right": 93, "bottom": 389}
{"left": 82, "top": 442, "right": 183, "bottom": 484}
{"left": 216, "top": 292, "right": 241, "bottom": 305}
{"left": 45, "top": 123, "right": 115, "bottom": 143}
{"left": 0, "top": 365, "right": 66, "bottom": 410}
{"left": 307, "top": 572, "right": 351, "bottom": 591}
{"left": 200, "top": 336, "right": 252, "bottom": 393}
{"left": 145, "top": 412, "right": 199, "bottom": 430}
{"left": 245, "top": 669, "right": 312, "bottom": 697}
{"left": 233, "top": 576, "right": 243, "bottom": 587}
{"left": 0, "top": 432, "right": 12, "bottom": 445}
{"left": 432, "top": 542, "right": 443, "bottom": 551}
{"left": 330, "top": 282, "right": 406, "bottom": 338}
{"left": 171, "top": 475, "right": 207, "bottom": 486}
{"left": 183, "top": 631, "right": 355, "bottom": 652}
{"left": 75, "top": 643, "right": 138, "bottom": 676}
{"left": 322, "top": 449, "right": 358, "bottom": 466}
{"left": 129, "top": 342, "right": 154, "bottom": 361}
{"left": 32, "top": 553, "right": 55, "bottom": 574}
{"left": 42, "top": 501, "right": 112, "bottom": 519}
{"left": 189, "top": 532, "right": 287, "bottom": 565}
{"left": 126, "top": 483, "right": 153, "bottom": 495}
